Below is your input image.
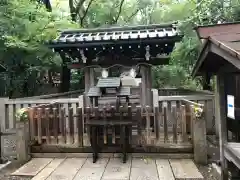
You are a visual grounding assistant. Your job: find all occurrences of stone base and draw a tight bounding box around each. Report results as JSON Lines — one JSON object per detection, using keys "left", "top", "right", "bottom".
{"left": 1, "top": 129, "right": 17, "bottom": 161}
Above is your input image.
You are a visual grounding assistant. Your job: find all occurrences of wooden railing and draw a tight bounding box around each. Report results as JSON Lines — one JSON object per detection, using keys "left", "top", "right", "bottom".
{"left": 0, "top": 97, "right": 83, "bottom": 131}
{"left": 27, "top": 104, "right": 193, "bottom": 148}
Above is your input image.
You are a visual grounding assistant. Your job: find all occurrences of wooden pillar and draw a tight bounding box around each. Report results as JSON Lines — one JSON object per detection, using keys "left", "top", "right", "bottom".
{"left": 89, "top": 68, "right": 95, "bottom": 87}
{"left": 84, "top": 68, "right": 91, "bottom": 106}
{"left": 140, "top": 65, "right": 152, "bottom": 106}
{"left": 216, "top": 74, "right": 229, "bottom": 180}
{"left": 214, "top": 76, "right": 220, "bottom": 137}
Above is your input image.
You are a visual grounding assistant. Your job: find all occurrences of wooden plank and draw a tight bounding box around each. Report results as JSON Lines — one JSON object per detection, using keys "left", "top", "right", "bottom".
{"left": 31, "top": 158, "right": 65, "bottom": 180}
{"left": 163, "top": 106, "right": 168, "bottom": 142}
{"left": 37, "top": 108, "right": 43, "bottom": 144}
{"left": 8, "top": 104, "right": 14, "bottom": 129}
{"left": 68, "top": 107, "right": 74, "bottom": 144}
{"left": 29, "top": 107, "right": 36, "bottom": 141}
{"left": 216, "top": 74, "right": 228, "bottom": 180}
{"left": 12, "top": 158, "right": 53, "bottom": 176}
{"left": 145, "top": 106, "right": 151, "bottom": 144}
{"left": 46, "top": 158, "right": 87, "bottom": 180}
{"left": 131, "top": 158, "right": 158, "bottom": 180}
{"left": 73, "top": 167, "right": 105, "bottom": 180}
{"left": 77, "top": 107, "right": 83, "bottom": 146}
{"left": 60, "top": 108, "right": 66, "bottom": 144}
{"left": 102, "top": 158, "right": 131, "bottom": 180}
{"left": 110, "top": 106, "right": 116, "bottom": 144}
{"left": 45, "top": 108, "right": 51, "bottom": 144}
{"left": 158, "top": 95, "right": 214, "bottom": 101}
{"left": 7, "top": 98, "right": 79, "bottom": 105}
{"left": 103, "top": 107, "right": 107, "bottom": 144}
{"left": 53, "top": 108, "right": 58, "bottom": 144}
{"left": 172, "top": 104, "right": 178, "bottom": 143}
{"left": 169, "top": 159, "right": 203, "bottom": 180}
{"left": 181, "top": 105, "right": 188, "bottom": 142}
{"left": 154, "top": 107, "right": 160, "bottom": 140}
{"left": 156, "top": 159, "right": 175, "bottom": 180}
{"left": 72, "top": 103, "right": 78, "bottom": 144}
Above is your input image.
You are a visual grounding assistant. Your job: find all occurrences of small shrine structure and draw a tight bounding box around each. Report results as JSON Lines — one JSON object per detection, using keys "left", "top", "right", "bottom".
{"left": 48, "top": 23, "right": 182, "bottom": 107}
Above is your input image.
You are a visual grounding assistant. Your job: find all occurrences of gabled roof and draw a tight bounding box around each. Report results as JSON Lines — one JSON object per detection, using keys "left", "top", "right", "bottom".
{"left": 192, "top": 22, "right": 240, "bottom": 77}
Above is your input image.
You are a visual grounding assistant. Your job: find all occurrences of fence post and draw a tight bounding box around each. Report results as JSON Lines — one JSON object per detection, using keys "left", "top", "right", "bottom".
{"left": 0, "top": 98, "right": 8, "bottom": 163}
{"left": 16, "top": 121, "right": 30, "bottom": 162}
{"left": 191, "top": 105, "right": 207, "bottom": 165}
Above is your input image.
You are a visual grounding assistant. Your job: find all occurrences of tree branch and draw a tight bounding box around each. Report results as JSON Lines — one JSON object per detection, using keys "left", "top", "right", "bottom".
{"left": 125, "top": 8, "right": 140, "bottom": 23}
{"left": 113, "top": 0, "right": 125, "bottom": 23}
{"left": 80, "top": 0, "right": 94, "bottom": 27}
{"left": 75, "top": 0, "right": 86, "bottom": 15}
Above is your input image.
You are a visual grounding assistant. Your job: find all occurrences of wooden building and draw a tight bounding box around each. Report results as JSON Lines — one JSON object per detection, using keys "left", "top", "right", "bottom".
{"left": 192, "top": 22, "right": 240, "bottom": 180}
{"left": 48, "top": 23, "right": 182, "bottom": 107}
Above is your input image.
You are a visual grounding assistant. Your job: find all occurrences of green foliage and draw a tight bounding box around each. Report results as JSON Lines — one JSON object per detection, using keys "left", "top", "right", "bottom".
{"left": 1, "top": 0, "right": 240, "bottom": 96}
{"left": 0, "top": 0, "right": 77, "bottom": 97}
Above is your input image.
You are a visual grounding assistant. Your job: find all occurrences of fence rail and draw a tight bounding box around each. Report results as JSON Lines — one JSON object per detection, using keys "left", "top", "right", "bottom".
{"left": 27, "top": 103, "right": 194, "bottom": 148}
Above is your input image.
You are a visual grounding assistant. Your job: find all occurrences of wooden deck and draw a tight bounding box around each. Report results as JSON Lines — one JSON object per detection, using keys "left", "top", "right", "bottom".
{"left": 12, "top": 157, "right": 204, "bottom": 180}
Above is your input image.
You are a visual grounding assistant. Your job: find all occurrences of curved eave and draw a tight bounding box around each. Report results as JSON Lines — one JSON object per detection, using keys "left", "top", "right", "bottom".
{"left": 61, "top": 22, "right": 178, "bottom": 34}
{"left": 47, "top": 35, "right": 183, "bottom": 49}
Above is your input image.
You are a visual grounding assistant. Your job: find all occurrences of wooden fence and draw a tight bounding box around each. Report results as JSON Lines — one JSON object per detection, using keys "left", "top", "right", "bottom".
{"left": 27, "top": 103, "right": 194, "bottom": 148}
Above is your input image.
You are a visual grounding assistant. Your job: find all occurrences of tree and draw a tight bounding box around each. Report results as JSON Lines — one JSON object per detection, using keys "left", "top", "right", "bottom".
{"left": 0, "top": 0, "right": 77, "bottom": 97}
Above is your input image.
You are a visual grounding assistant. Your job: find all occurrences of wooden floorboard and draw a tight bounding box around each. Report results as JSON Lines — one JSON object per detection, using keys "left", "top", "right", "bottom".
{"left": 12, "top": 158, "right": 204, "bottom": 180}
{"left": 11, "top": 158, "right": 53, "bottom": 176}
{"left": 156, "top": 159, "right": 175, "bottom": 180}
{"left": 169, "top": 159, "right": 204, "bottom": 180}
{"left": 32, "top": 158, "right": 64, "bottom": 180}
{"left": 46, "top": 158, "right": 86, "bottom": 180}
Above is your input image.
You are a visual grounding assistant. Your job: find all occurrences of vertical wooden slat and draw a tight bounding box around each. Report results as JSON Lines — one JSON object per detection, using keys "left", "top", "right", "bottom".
{"left": 52, "top": 108, "right": 58, "bottom": 144}
{"left": 28, "top": 107, "right": 36, "bottom": 141}
{"left": 154, "top": 107, "right": 159, "bottom": 140}
{"left": 172, "top": 103, "right": 177, "bottom": 144}
{"left": 85, "top": 107, "right": 91, "bottom": 145}
{"left": 103, "top": 106, "right": 107, "bottom": 144}
{"left": 77, "top": 107, "right": 83, "bottom": 146}
{"left": 145, "top": 106, "right": 151, "bottom": 144}
{"left": 163, "top": 105, "right": 168, "bottom": 143}
{"left": 63, "top": 104, "right": 69, "bottom": 144}
{"left": 8, "top": 104, "right": 14, "bottom": 129}
{"left": 60, "top": 108, "right": 66, "bottom": 144}
{"left": 181, "top": 105, "right": 188, "bottom": 142}
{"left": 110, "top": 106, "right": 116, "bottom": 144}
{"left": 67, "top": 107, "right": 74, "bottom": 144}
{"left": 188, "top": 105, "right": 194, "bottom": 142}
{"left": 45, "top": 108, "right": 50, "bottom": 144}
{"left": 72, "top": 103, "right": 78, "bottom": 144}
{"left": 136, "top": 106, "right": 142, "bottom": 136}
{"left": 128, "top": 106, "right": 132, "bottom": 145}
{"left": 37, "top": 108, "right": 42, "bottom": 144}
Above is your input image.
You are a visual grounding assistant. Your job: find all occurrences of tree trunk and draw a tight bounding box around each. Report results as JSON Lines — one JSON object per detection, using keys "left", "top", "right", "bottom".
{"left": 60, "top": 65, "right": 71, "bottom": 92}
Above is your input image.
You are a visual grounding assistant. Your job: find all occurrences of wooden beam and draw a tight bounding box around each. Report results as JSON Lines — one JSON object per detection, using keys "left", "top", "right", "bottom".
{"left": 210, "top": 42, "right": 240, "bottom": 70}
{"left": 216, "top": 74, "right": 229, "bottom": 180}
{"left": 67, "top": 57, "right": 170, "bottom": 69}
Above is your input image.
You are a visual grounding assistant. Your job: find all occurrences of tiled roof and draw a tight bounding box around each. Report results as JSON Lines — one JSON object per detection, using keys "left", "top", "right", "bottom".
{"left": 96, "top": 78, "right": 121, "bottom": 88}
{"left": 87, "top": 87, "right": 102, "bottom": 97}
{"left": 117, "top": 87, "right": 131, "bottom": 96}
{"left": 49, "top": 23, "right": 180, "bottom": 45}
